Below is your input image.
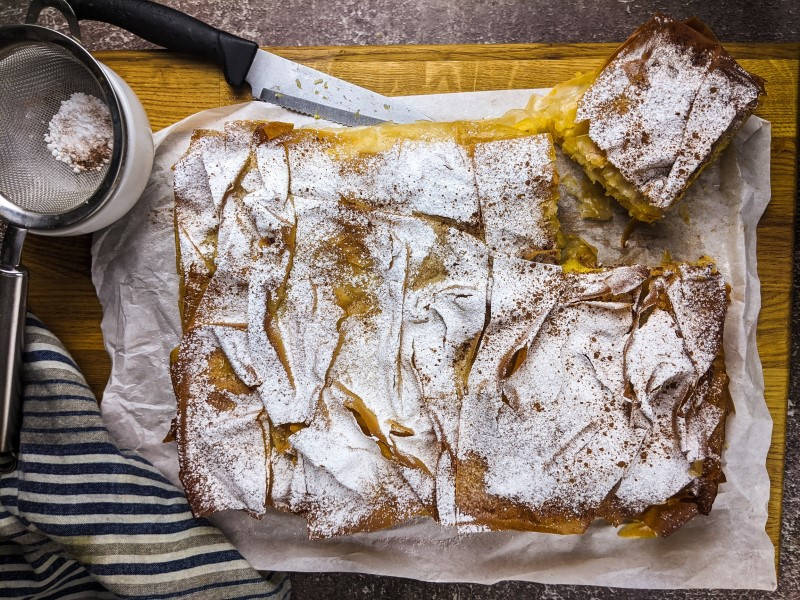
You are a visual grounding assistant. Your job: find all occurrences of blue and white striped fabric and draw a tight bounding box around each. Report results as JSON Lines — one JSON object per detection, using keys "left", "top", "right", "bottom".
{"left": 0, "top": 315, "right": 291, "bottom": 599}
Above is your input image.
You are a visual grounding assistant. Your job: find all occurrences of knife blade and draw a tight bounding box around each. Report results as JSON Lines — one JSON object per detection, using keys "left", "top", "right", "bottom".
{"left": 55, "top": 0, "right": 430, "bottom": 126}
{"left": 247, "top": 49, "right": 429, "bottom": 126}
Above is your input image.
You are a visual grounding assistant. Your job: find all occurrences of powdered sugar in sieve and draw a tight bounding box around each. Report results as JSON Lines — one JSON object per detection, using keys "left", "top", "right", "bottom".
{"left": 44, "top": 92, "right": 113, "bottom": 174}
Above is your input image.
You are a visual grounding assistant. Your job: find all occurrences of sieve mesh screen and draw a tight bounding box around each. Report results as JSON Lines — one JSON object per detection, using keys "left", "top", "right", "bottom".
{"left": 0, "top": 42, "right": 112, "bottom": 215}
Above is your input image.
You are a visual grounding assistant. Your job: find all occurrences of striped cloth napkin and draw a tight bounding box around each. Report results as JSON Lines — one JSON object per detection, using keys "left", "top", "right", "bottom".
{"left": 0, "top": 315, "right": 291, "bottom": 599}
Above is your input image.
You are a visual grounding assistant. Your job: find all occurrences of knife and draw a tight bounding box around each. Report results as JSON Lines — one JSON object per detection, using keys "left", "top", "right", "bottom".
{"left": 32, "top": 0, "right": 429, "bottom": 126}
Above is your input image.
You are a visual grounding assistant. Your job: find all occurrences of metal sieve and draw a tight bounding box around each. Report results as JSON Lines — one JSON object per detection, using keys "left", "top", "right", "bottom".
{"left": 0, "top": 24, "right": 128, "bottom": 470}
{"left": 0, "top": 25, "right": 126, "bottom": 227}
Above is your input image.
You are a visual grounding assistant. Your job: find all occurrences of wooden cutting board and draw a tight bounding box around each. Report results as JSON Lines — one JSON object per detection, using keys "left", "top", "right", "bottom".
{"left": 21, "top": 43, "right": 798, "bottom": 566}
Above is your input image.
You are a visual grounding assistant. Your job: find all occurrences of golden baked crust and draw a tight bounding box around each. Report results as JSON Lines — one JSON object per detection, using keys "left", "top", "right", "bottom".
{"left": 503, "top": 15, "right": 765, "bottom": 222}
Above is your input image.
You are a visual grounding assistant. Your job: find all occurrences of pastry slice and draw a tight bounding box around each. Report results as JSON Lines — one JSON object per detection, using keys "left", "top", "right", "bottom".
{"left": 395, "top": 217, "right": 489, "bottom": 524}
{"left": 172, "top": 129, "right": 225, "bottom": 327}
{"left": 172, "top": 120, "right": 294, "bottom": 328}
{"left": 270, "top": 202, "right": 434, "bottom": 537}
{"left": 455, "top": 259, "right": 730, "bottom": 536}
{"left": 171, "top": 325, "right": 268, "bottom": 517}
{"left": 508, "top": 15, "right": 765, "bottom": 222}
{"left": 472, "top": 135, "right": 559, "bottom": 260}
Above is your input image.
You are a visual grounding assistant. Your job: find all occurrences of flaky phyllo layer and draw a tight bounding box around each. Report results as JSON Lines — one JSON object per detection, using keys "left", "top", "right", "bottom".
{"left": 171, "top": 119, "right": 730, "bottom": 539}
{"left": 501, "top": 15, "right": 765, "bottom": 222}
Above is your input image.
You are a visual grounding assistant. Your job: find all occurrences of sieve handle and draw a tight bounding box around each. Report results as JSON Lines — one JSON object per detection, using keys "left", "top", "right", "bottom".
{"left": 64, "top": 0, "right": 258, "bottom": 86}
{"left": 0, "top": 226, "right": 28, "bottom": 468}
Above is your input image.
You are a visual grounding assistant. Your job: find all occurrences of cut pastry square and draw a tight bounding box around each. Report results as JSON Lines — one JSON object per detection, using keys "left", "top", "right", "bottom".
{"left": 171, "top": 325, "right": 269, "bottom": 518}
{"left": 173, "top": 120, "right": 294, "bottom": 328}
{"left": 173, "top": 129, "right": 225, "bottom": 327}
{"left": 472, "top": 135, "right": 560, "bottom": 260}
{"left": 284, "top": 120, "right": 560, "bottom": 260}
{"left": 604, "top": 261, "right": 731, "bottom": 537}
{"left": 455, "top": 260, "right": 730, "bottom": 536}
{"left": 287, "top": 125, "right": 481, "bottom": 229}
{"left": 510, "top": 15, "right": 765, "bottom": 222}
{"left": 394, "top": 217, "right": 490, "bottom": 525}
{"left": 267, "top": 204, "right": 438, "bottom": 537}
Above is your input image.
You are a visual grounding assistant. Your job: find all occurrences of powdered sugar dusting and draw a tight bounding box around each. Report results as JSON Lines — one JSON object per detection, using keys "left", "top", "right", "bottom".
{"left": 473, "top": 135, "right": 558, "bottom": 259}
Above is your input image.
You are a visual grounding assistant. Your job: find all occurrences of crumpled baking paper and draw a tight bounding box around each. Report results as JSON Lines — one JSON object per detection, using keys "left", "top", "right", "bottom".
{"left": 91, "top": 91, "right": 776, "bottom": 589}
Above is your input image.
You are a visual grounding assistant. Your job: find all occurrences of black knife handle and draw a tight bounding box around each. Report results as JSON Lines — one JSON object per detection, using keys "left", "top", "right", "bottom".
{"left": 64, "top": 0, "right": 258, "bottom": 86}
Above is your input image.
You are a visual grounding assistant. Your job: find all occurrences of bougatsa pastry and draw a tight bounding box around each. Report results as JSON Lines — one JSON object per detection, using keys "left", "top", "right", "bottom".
{"left": 171, "top": 115, "right": 732, "bottom": 540}
{"left": 505, "top": 15, "right": 765, "bottom": 222}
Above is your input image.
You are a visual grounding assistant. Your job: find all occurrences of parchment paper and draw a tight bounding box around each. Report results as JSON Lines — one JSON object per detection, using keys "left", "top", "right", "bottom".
{"left": 91, "top": 90, "right": 776, "bottom": 589}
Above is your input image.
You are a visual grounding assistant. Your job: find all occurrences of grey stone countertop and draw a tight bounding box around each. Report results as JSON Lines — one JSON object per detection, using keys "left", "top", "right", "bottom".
{"left": 1, "top": 1, "right": 797, "bottom": 598}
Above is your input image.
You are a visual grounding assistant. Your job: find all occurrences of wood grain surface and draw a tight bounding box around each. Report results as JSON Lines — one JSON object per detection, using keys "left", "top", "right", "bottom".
{"left": 21, "top": 43, "right": 798, "bottom": 564}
